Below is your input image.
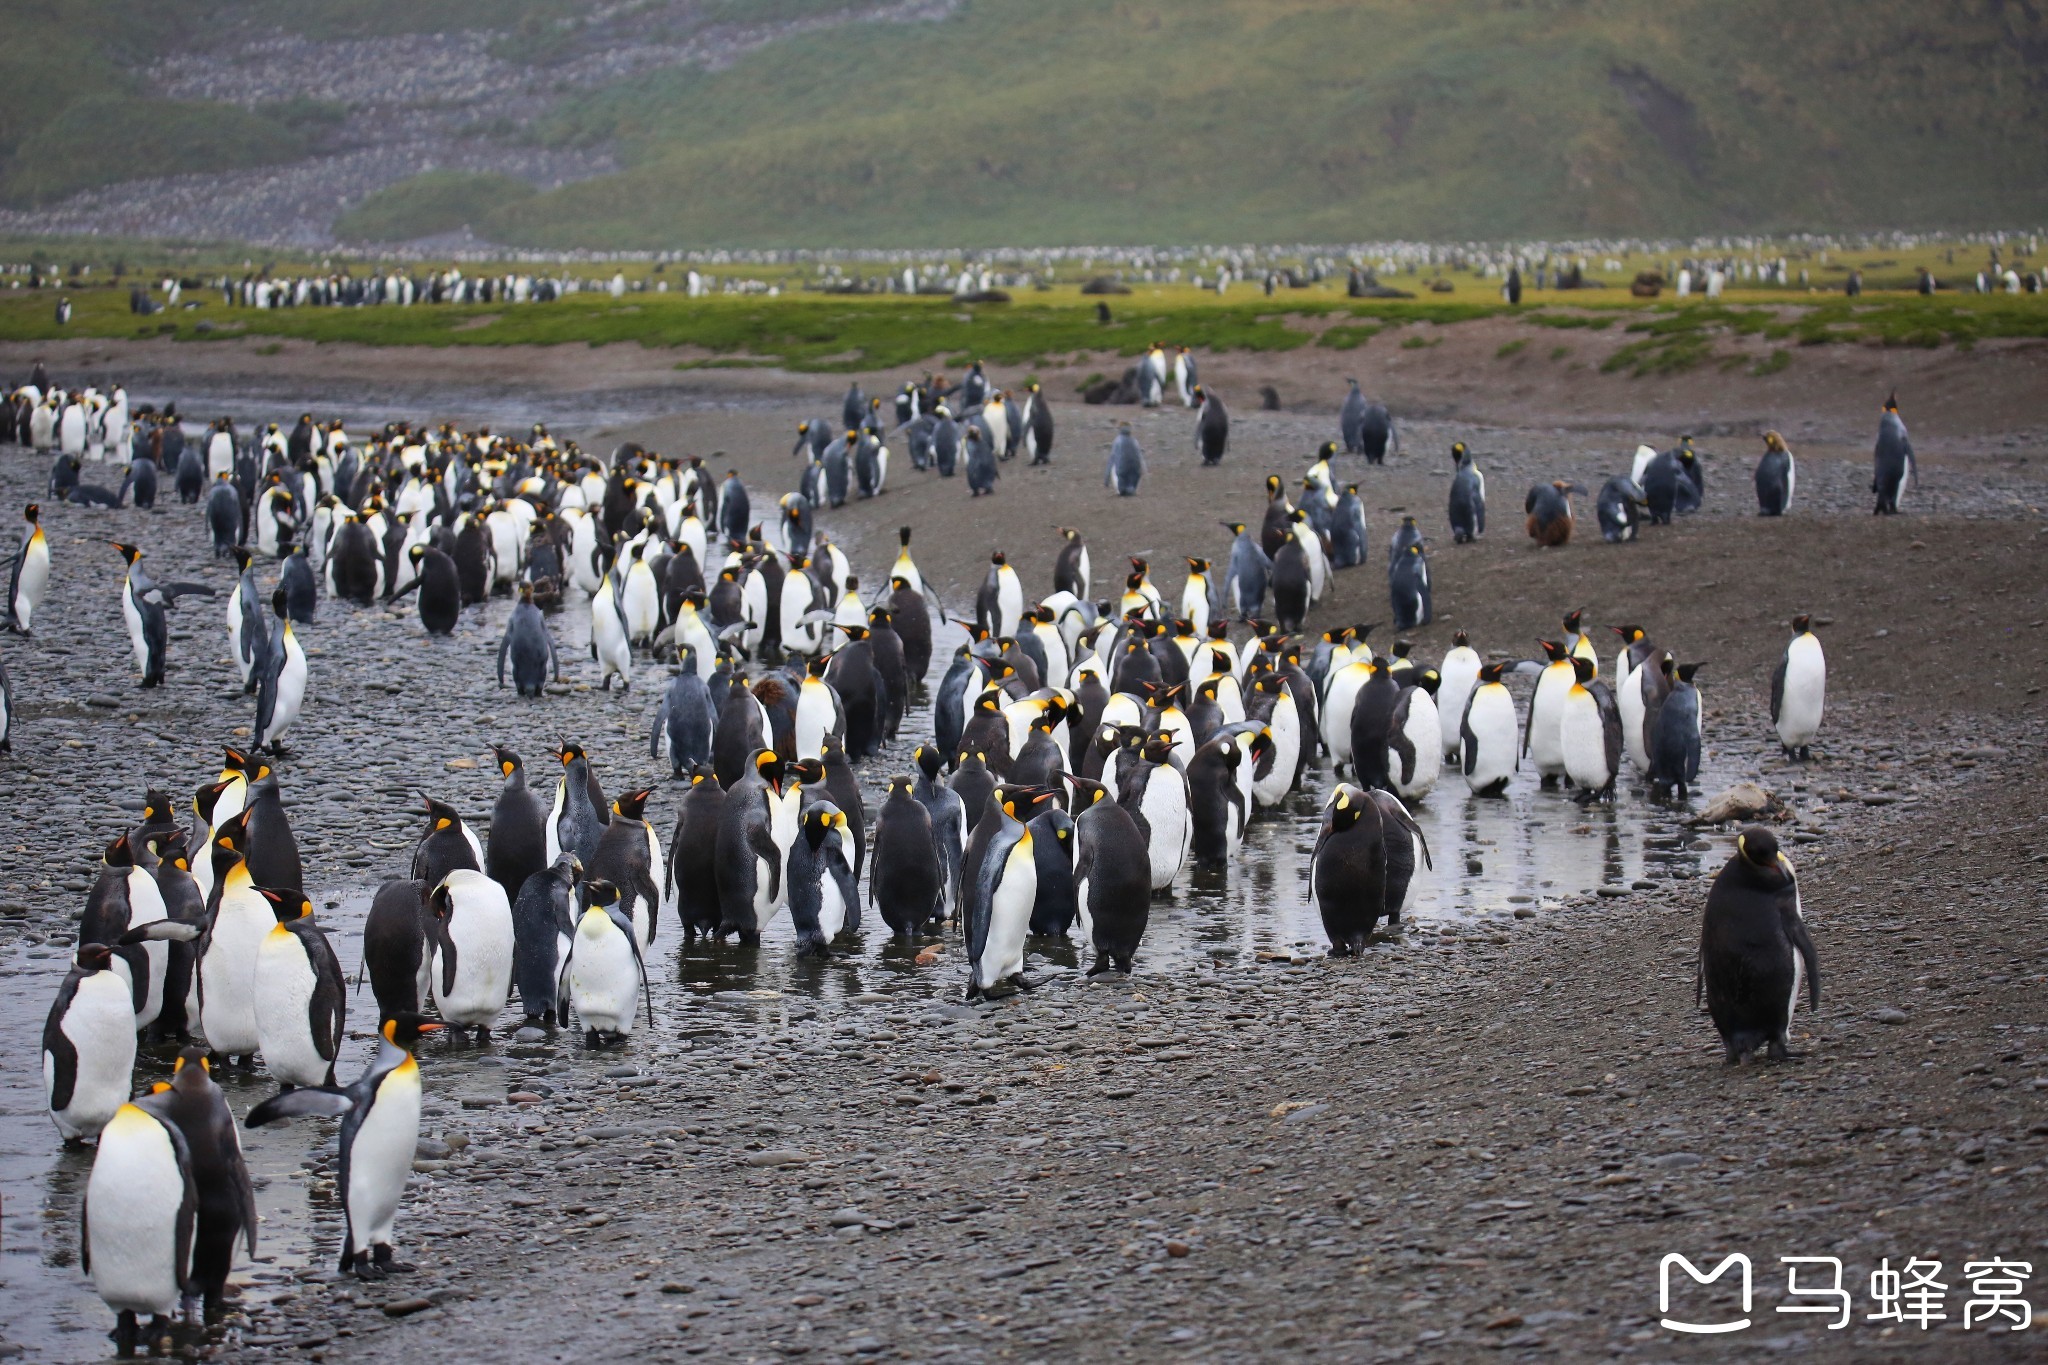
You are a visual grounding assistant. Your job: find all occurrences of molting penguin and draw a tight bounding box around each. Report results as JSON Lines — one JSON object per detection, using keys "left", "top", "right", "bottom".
{"left": 426, "top": 869, "right": 515, "bottom": 1041}
{"left": 1699, "top": 826, "right": 1819, "bottom": 1063}
{"left": 544, "top": 743, "right": 610, "bottom": 867}
{"left": 512, "top": 855, "right": 585, "bottom": 1023}
{"left": 245, "top": 1014, "right": 445, "bottom": 1279}
{"left": 1649, "top": 660, "right": 1704, "bottom": 799}
{"left": 1754, "top": 430, "right": 1795, "bottom": 516}
{"left": 1339, "top": 379, "right": 1369, "bottom": 455}
{"left": 485, "top": 746, "right": 549, "bottom": 905}
{"left": 1459, "top": 663, "right": 1518, "bottom": 796}
{"left": 1771, "top": 615, "right": 1826, "bottom": 759}
{"left": 1330, "top": 484, "right": 1368, "bottom": 568}
{"left": 1220, "top": 521, "right": 1270, "bottom": 616}
{"left": 1871, "top": 392, "right": 1916, "bottom": 514}
{"left": 565, "top": 879, "right": 653, "bottom": 1043}
{"left": 964, "top": 426, "right": 998, "bottom": 495}
{"left": 1389, "top": 539, "right": 1431, "bottom": 630}
{"left": 1105, "top": 423, "right": 1145, "bottom": 496}
{"left": 1447, "top": 443, "right": 1485, "bottom": 543}
{"left": 44, "top": 943, "right": 139, "bottom": 1143}
{"left": 1595, "top": 475, "right": 1646, "bottom": 542}
{"left": 252, "top": 889, "right": 346, "bottom": 1088}
{"left": 498, "top": 582, "right": 559, "bottom": 697}
{"left": 1523, "top": 482, "right": 1574, "bottom": 546}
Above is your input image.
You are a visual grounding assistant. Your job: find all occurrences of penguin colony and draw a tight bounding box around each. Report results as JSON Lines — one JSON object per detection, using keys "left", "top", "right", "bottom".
{"left": 13, "top": 355, "right": 1881, "bottom": 1354}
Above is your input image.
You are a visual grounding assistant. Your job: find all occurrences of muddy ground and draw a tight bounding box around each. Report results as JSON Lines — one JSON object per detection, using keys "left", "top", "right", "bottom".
{"left": 0, "top": 335, "right": 2045, "bottom": 1364}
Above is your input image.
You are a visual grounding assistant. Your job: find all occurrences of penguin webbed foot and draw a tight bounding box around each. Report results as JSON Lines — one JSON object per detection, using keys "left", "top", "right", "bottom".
{"left": 373, "top": 1245, "right": 416, "bottom": 1274}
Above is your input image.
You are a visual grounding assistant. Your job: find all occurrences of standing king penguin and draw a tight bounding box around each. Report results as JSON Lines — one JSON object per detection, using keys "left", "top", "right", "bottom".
{"left": 1699, "top": 827, "right": 1819, "bottom": 1064}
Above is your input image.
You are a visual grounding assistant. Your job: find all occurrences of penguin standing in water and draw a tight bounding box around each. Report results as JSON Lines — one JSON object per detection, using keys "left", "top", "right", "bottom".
{"left": 651, "top": 644, "right": 715, "bottom": 776}
{"left": 1558, "top": 657, "right": 1622, "bottom": 803}
{"left": 1771, "top": 615, "right": 1826, "bottom": 759}
{"left": 587, "top": 788, "right": 664, "bottom": 952}
{"left": 912, "top": 745, "right": 968, "bottom": 919}
{"left": 1447, "top": 443, "right": 1485, "bottom": 543}
{"left": 1309, "top": 784, "right": 1388, "bottom": 954}
{"left": 1389, "top": 541, "right": 1431, "bottom": 630}
{"left": 665, "top": 766, "right": 726, "bottom": 942}
{"left": 7, "top": 503, "right": 50, "bottom": 632}
{"left": 410, "top": 796, "right": 483, "bottom": 890}
{"left": 1596, "top": 475, "right": 1647, "bottom": 542}
{"left": 1871, "top": 392, "right": 1916, "bottom": 514}
{"left": 1649, "top": 661, "right": 1704, "bottom": 799}
{"left": 788, "top": 802, "right": 859, "bottom": 958}
{"left": 1026, "top": 803, "right": 1078, "bottom": 935}
{"left": 1524, "top": 641, "right": 1575, "bottom": 787}
{"left": 81, "top": 1094, "right": 198, "bottom": 1354}
{"left": 962, "top": 785, "right": 1054, "bottom": 999}
{"left": 196, "top": 824, "right": 271, "bottom": 1069}
{"left": 1436, "top": 632, "right": 1481, "bottom": 761}
{"left": 1059, "top": 774, "right": 1148, "bottom": 974}
{"left": 1105, "top": 424, "right": 1145, "bottom": 496}
{"left": 1185, "top": 733, "right": 1251, "bottom": 869}
{"left": 246, "top": 1014, "right": 445, "bottom": 1280}
{"left": 544, "top": 743, "right": 609, "bottom": 866}
{"left": 1118, "top": 733, "right": 1192, "bottom": 894}
{"left": 1523, "top": 482, "right": 1575, "bottom": 546}
{"left": 1460, "top": 663, "right": 1518, "bottom": 796}
{"left": 715, "top": 749, "right": 800, "bottom": 943}
{"left": 1754, "top": 431, "right": 1796, "bottom": 516}
{"left": 1699, "top": 826, "right": 1819, "bottom": 1064}
{"left": 360, "top": 879, "right": 431, "bottom": 1025}
{"left": 872, "top": 775, "right": 943, "bottom": 938}
{"left": 1193, "top": 387, "right": 1229, "bottom": 465}
{"left": 1370, "top": 788, "right": 1431, "bottom": 925}
{"left": 510, "top": 853, "right": 580, "bottom": 1028}
{"left": 44, "top": 943, "right": 139, "bottom": 1143}
{"left": 1386, "top": 669, "right": 1442, "bottom": 801}
{"left": 387, "top": 544, "right": 460, "bottom": 635}
{"left": 254, "top": 590, "right": 307, "bottom": 755}
{"left": 253, "top": 889, "right": 346, "bottom": 1088}
{"left": 148, "top": 1049, "right": 257, "bottom": 1320}
{"left": 565, "top": 879, "right": 653, "bottom": 1043}
{"left": 426, "top": 869, "right": 514, "bottom": 1042}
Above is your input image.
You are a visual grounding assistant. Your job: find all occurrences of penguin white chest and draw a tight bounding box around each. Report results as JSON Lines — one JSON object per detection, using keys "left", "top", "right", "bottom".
{"left": 569, "top": 915, "right": 642, "bottom": 1034}
{"left": 255, "top": 928, "right": 328, "bottom": 1086}
{"left": 85, "top": 1109, "right": 187, "bottom": 1314}
{"left": 350, "top": 1072, "right": 422, "bottom": 1249}
{"left": 200, "top": 894, "right": 271, "bottom": 1055}
{"left": 48, "top": 972, "right": 138, "bottom": 1139}
{"left": 979, "top": 837, "right": 1038, "bottom": 986}
{"left": 1778, "top": 636, "right": 1826, "bottom": 748}
{"left": 1560, "top": 691, "right": 1612, "bottom": 790}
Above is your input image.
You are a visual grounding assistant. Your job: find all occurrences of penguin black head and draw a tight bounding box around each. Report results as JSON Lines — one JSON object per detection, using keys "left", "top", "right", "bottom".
{"left": 384, "top": 1013, "right": 446, "bottom": 1046}
{"left": 421, "top": 795, "right": 463, "bottom": 832}
{"left": 1538, "top": 640, "right": 1569, "bottom": 663}
{"left": 1735, "top": 825, "right": 1785, "bottom": 873}
{"left": 1791, "top": 614, "right": 1813, "bottom": 634}
{"left": 1610, "top": 624, "right": 1643, "bottom": 644}
{"left": 787, "top": 757, "right": 825, "bottom": 788}
{"left": 585, "top": 878, "right": 621, "bottom": 908}
{"left": 492, "top": 745, "right": 522, "bottom": 778}
{"left": 552, "top": 743, "right": 588, "bottom": 767}
{"left": 1415, "top": 669, "right": 1441, "bottom": 696}
{"left": 612, "top": 789, "right": 652, "bottom": 821}
{"left": 1265, "top": 474, "right": 1282, "bottom": 497}
{"left": 258, "top": 888, "right": 314, "bottom": 923}
{"left": 996, "top": 785, "right": 1059, "bottom": 821}
{"left": 271, "top": 587, "right": 288, "bottom": 618}
{"left": 76, "top": 943, "right": 115, "bottom": 972}
{"left": 1884, "top": 391, "right": 1899, "bottom": 414}
{"left": 171, "top": 1046, "right": 211, "bottom": 1078}
{"left": 753, "top": 749, "right": 787, "bottom": 788}
{"left": 1563, "top": 608, "right": 1585, "bottom": 636}
{"left": 102, "top": 833, "right": 133, "bottom": 869}
{"left": 24, "top": 503, "right": 39, "bottom": 524}
{"left": 886, "top": 774, "right": 916, "bottom": 798}
{"left": 802, "top": 805, "right": 845, "bottom": 849}
{"left": 1453, "top": 630, "right": 1471, "bottom": 647}
{"left": 914, "top": 745, "right": 943, "bottom": 780}
{"left": 1328, "top": 784, "right": 1369, "bottom": 831}
{"left": 1451, "top": 442, "right": 1467, "bottom": 461}
{"left": 1676, "top": 661, "right": 1705, "bottom": 683}
{"left": 1570, "top": 656, "right": 1595, "bottom": 685}
{"left": 111, "top": 541, "right": 141, "bottom": 565}
{"left": 990, "top": 550, "right": 1006, "bottom": 566}
{"left": 1477, "top": 662, "right": 1506, "bottom": 685}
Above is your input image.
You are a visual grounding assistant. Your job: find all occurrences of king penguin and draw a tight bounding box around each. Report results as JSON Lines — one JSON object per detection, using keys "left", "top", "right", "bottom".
{"left": 1771, "top": 615, "right": 1826, "bottom": 759}
{"left": 252, "top": 888, "right": 346, "bottom": 1088}
{"left": 565, "top": 879, "right": 653, "bottom": 1044}
{"left": 246, "top": 1014, "right": 445, "bottom": 1279}
{"left": 1698, "top": 827, "right": 1819, "bottom": 1064}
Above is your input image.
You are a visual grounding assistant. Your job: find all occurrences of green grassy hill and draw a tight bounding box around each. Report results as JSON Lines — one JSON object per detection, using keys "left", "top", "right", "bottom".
{"left": 6, "top": 0, "right": 2045, "bottom": 245}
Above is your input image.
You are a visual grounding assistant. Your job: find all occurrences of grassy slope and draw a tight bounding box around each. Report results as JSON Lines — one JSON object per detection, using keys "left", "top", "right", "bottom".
{"left": 332, "top": 172, "right": 538, "bottom": 243}
{"left": 487, "top": 0, "right": 2048, "bottom": 248}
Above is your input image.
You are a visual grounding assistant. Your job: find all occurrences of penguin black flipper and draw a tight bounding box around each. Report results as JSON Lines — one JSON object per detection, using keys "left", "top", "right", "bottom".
{"left": 604, "top": 902, "right": 657, "bottom": 1029}
{"left": 1787, "top": 900, "right": 1821, "bottom": 1012}
{"left": 749, "top": 823, "right": 782, "bottom": 903}
{"left": 1373, "top": 791, "right": 1432, "bottom": 870}
{"left": 1769, "top": 652, "right": 1786, "bottom": 726}
{"left": 246, "top": 1087, "right": 353, "bottom": 1124}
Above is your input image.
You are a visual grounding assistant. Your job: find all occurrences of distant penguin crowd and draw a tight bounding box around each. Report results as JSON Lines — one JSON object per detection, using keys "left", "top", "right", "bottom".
{"left": 8, "top": 348, "right": 1918, "bottom": 1356}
